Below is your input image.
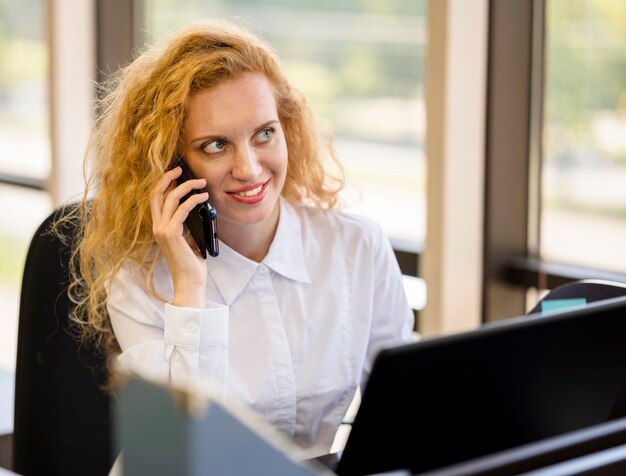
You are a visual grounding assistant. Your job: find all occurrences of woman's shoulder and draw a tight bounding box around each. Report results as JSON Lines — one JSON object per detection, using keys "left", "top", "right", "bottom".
{"left": 289, "top": 201, "right": 385, "bottom": 247}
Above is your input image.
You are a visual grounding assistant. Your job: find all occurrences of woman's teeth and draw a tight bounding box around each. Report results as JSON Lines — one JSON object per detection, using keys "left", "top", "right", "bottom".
{"left": 235, "top": 184, "right": 263, "bottom": 197}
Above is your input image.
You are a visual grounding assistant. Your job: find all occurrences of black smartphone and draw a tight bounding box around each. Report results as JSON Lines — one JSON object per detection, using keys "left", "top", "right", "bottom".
{"left": 175, "top": 155, "right": 219, "bottom": 258}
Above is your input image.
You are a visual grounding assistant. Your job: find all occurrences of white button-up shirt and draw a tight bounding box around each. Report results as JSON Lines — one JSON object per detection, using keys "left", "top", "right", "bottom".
{"left": 108, "top": 198, "right": 415, "bottom": 455}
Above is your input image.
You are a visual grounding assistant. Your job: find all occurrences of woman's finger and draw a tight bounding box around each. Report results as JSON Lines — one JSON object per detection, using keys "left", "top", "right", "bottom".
{"left": 149, "top": 166, "right": 182, "bottom": 218}
{"left": 160, "top": 178, "right": 207, "bottom": 221}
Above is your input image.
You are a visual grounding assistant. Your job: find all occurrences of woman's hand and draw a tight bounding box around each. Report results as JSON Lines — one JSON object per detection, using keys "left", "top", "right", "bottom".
{"left": 150, "top": 166, "right": 209, "bottom": 308}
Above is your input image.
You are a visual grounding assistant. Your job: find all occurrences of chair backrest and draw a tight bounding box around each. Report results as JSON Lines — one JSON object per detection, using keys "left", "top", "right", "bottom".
{"left": 13, "top": 204, "right": 113, "bottom": 476}
{"left": 528, "top": 279, "right": 626, "bottom": 315}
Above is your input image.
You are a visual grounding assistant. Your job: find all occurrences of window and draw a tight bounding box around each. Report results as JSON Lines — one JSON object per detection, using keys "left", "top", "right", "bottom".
{"left": 542, "top": 0, "right": 626, "bottom": 273}
{"left": 0, "top": 0, "right": 50, "bottom": 180}
{"left": 140, "top": 0, "right": 427, "bottom": 243}
{"left": 0, "top": 0, "right": 52, "bottom": 370}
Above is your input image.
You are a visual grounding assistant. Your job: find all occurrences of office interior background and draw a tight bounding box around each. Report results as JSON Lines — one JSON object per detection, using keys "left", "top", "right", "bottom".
{"left": 2, "top": 0, "right": 626, "bottom": 454}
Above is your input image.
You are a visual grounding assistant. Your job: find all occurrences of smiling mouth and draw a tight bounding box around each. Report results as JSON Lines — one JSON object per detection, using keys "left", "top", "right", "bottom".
{"left": 228, "top": 179, "right": 270, "bottom": 198}
{"left": 234, "top": 184, "right": 263, "bottom": 197}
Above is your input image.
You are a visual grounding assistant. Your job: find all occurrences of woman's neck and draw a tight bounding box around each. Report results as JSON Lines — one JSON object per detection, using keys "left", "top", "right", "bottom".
{"left": 218, "top": 205, "right": 280, "bottom": 263}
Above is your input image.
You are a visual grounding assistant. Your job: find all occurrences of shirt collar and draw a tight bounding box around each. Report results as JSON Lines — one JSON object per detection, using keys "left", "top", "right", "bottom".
{"left": 264, "top": 199, "right": 312, "bottom": 285}
{"left": 206, "top": 198, "right": 312, "bottom": 305}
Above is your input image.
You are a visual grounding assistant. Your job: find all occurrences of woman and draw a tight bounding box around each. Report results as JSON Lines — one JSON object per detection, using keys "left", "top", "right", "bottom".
{"left": 67, "top": 19, "right": 415, "bottom": 455}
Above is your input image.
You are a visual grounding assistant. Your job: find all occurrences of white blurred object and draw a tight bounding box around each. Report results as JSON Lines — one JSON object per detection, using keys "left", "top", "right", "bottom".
{"left": 402, "top": 275, "right": 427, "bottom": 311}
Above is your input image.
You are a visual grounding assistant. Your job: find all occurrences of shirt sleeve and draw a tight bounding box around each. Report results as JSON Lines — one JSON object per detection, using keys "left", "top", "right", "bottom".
{"left": 361, "top": 223, "right": 417, "bottom": 387}
{"left": 107, "top": 262, "right": 229, "bottom": 396}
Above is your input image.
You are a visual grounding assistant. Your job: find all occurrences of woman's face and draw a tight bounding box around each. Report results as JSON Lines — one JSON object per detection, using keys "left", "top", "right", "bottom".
{"left": 181, "top": 72, "right": 288, "bottom": 233}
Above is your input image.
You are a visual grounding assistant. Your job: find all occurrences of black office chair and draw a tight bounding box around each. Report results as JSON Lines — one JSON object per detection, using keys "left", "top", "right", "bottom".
{"left": 527, "top": 279, "right": 626, "bottom": 424}
{"left": 527, "top": 279, "right": 626, "bottom": 315}
{"left": 13, "top": 204, "right": 114, "bottom": 476}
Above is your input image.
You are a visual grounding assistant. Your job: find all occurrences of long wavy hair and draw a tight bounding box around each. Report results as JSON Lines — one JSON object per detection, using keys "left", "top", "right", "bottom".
{"left": 60, "top": 20, "right": 345, "bottom": 365}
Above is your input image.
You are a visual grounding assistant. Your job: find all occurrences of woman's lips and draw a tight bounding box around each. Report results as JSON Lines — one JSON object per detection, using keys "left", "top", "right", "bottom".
{"left": 227, "top": 179, "right": 270, "bottom": 204}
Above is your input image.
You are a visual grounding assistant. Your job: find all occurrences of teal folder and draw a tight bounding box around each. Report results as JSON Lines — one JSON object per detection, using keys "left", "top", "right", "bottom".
{"left": 540, "top": 298, "right": 587, "bottom": 314}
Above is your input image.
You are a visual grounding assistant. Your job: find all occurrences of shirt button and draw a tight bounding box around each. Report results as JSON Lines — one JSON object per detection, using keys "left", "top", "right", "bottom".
{"left": 259, "top": 265, "right": 268, "bottom": 274}
{"left": 186, "top": 322, "right": 198, "bottom": 333}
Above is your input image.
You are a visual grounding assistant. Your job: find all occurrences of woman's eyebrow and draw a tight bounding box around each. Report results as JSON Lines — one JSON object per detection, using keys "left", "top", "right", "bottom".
{"left": 254, "top": 119, "right": 280, "bottom": 133}
{"left": 190, "top": 133, "right": 225, "bottom": 145}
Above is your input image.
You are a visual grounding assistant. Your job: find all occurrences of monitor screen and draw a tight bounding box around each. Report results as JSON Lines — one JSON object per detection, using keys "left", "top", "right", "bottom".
{"left": 336, "top": 296, "right": 626, "bottom": 475}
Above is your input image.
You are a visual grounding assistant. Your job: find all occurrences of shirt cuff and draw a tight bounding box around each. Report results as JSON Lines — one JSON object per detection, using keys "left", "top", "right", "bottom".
{"left": 163, "top": 302, "right": 228, "bottom": 348}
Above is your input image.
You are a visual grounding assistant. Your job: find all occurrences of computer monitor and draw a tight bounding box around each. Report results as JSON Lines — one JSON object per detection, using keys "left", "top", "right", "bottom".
{"left": 335, "top": 295, "right": 626, "bottom": 476}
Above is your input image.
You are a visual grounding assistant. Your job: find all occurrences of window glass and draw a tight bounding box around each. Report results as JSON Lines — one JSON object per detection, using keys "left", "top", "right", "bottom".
{"left": 542, "top": 0, "right": 626, "bottom": 272}
{"left": 0, "top": 0, "right": 50, "bottom": 179}
{"left": 0, "top": 0, "right": 51, "bottom": 371}
{"left": 141, "top": 0, "right": 426, "bottom": 243}
{"left": 0, "top": 185, "right": 52, "bottom": 369}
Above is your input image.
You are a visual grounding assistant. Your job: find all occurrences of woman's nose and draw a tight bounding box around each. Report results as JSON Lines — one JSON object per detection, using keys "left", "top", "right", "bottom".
{"left": 232, "top": 146, "right": 262, "bottom": 181}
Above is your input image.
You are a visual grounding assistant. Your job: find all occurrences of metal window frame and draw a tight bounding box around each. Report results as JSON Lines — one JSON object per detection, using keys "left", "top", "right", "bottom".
{"left": 95, "top": 0, "right": 142, "bottom": 84}
{"left": 482, "top": 0, "right": 543, "bottom": 322}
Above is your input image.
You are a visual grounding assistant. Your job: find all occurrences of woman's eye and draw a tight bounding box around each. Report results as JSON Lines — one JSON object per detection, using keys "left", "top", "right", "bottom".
{"left": 256, "top": 128, "right": 274, "bottom": 143}
{"left": 202, "top": 139, "right": 227, "bottom": 154}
